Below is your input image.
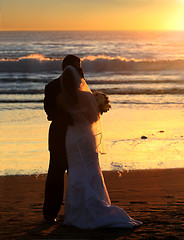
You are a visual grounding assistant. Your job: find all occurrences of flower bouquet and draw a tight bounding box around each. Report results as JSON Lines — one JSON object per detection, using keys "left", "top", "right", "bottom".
{"left": 93, "top": 91, "right": 111, "bottom": 114}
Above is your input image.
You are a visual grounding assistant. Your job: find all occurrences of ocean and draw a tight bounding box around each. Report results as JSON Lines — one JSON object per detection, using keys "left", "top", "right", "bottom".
{"left": 1, "top": 30, "right": 184, "bottom": 176}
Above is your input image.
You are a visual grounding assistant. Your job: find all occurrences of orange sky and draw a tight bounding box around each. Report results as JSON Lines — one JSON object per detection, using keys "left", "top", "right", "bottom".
{"left": 0, "top": 0, "right": 184, "bottom": 31}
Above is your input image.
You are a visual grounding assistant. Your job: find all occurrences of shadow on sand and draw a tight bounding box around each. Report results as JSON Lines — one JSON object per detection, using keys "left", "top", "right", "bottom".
{"left": 18, "top": 219, "right": 139, "bottom": 240}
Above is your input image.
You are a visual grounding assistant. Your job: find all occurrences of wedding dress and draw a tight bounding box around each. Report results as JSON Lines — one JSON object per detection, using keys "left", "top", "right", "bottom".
{"left": 60, "top": 66, "right": 142, "bottom": 229}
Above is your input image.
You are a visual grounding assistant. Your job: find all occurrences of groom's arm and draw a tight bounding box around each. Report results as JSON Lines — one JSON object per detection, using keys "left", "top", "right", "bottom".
{"left": 44, "top": 83, "right": 55, "bottom": 121}
{"left": 44, "top": 79, "right": 73, "bottom": 124}
{"left": 44, "top": 79, "right": 64, "bottom": 121}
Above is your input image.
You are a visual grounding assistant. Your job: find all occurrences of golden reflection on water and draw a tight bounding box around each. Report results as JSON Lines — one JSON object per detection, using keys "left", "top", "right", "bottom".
{"left": 1, "top": 106, "right": 184, "bottom": 175}
{"left": 101, "top": 107, "right": 184, "bottom": 170}
{"left": 0, "top": 109, "right": 50, "bottom": 175}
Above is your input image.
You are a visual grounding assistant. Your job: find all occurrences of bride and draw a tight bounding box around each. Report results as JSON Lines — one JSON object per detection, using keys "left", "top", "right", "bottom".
{"left": 58, "top": 55, "right": 142, "bottom": 229}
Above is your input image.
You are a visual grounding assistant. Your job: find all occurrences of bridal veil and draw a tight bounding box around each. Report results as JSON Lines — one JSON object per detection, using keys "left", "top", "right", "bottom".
{"left": 59, "top": 65, "right": 104, "bottom": 153}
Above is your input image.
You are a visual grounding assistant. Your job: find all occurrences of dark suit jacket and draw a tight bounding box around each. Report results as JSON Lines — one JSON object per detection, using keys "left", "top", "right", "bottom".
{"left": 44, "top": 76, "right": 73, "bottom": 152}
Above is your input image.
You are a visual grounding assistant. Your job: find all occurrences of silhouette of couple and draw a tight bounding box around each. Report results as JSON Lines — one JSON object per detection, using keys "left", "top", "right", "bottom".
{"left": 43, "top": 55, "right": 142, "bottom": 229}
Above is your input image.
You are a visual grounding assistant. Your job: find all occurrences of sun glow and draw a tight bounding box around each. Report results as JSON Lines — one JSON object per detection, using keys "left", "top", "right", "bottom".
{"left": 1, "top": 0, "right": 184, "bottom": 31}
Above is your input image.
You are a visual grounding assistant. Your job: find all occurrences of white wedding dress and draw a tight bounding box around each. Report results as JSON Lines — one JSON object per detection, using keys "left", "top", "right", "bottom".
{"left": 60, "top": 66, "right": 142, "bottom": 229}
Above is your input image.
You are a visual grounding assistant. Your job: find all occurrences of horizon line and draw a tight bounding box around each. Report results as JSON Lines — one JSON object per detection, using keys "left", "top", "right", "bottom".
{"left": 0, "top": 29, "right": 184, "bottom": 32}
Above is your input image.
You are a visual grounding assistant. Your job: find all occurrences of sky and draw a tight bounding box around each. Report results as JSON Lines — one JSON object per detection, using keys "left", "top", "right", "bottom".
{"left": 0, "top": 0, "right": 184, "bottom": 31}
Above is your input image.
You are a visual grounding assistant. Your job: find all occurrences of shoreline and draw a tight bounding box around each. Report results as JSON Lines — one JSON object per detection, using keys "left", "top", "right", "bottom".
{"left": 1, "top": 166, "right": 184, "bottom": 177}
{"left": 1, "top": 168, "right": 184, "bottom": 239}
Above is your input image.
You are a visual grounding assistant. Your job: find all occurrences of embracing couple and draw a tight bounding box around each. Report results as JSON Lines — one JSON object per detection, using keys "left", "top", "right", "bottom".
{"left": 43, "top": 55, "right": 142, "bottom": 229}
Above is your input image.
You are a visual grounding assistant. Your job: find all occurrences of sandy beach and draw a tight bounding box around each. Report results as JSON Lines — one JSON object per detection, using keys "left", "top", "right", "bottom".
{"left": 0, "top": 169, "right": 184, "bottom": 239}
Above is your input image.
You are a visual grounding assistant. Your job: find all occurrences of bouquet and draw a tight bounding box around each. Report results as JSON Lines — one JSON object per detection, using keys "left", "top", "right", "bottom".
{"left": 93, "top": 91, "right": 111, "bottom": 114}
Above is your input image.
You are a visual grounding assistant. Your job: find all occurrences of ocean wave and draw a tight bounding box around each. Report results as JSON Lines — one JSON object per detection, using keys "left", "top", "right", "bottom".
{"left": 1, "top": 54, "right": 184, "bottom": 73}
{"left": 82, "top": 56, "right": 184, "bottom": 72}
{"left": 1, "top": 87, "right": 184, "bottom": 95}
{"left": 0, "top": 54, "right": 61, "bottom": 73}
{"left": 111, "top": 100, "right": 184, "bottom": 105}
{"left": 0, "top": 99, "right": 43, "bottom": 103}
{"left": 0, "top": 98, "right": 183, "bottom": 105}
{"left": 88, "top": 79, "right": 184, "bottom": 85}
{"left": 0, "top": 89, "right": 43, "bottom": 94}
{"left": 95, "top": 88, "right": 184, "bottom": 95}
{"left": 2, "top": 77, "right": 184, "bottom": 85}
{"left": 0, "top": 77, "right": 50, "bottom": 83}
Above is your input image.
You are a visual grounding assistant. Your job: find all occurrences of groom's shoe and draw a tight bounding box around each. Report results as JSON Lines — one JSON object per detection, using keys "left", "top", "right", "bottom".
{"left": 44, "top": 218, "right": 58, "bottom": 225}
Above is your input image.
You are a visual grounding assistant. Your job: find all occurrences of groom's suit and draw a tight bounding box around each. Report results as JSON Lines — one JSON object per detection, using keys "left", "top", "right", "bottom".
{"left": 43, "top": 75, "right": 73, "bottom": 220}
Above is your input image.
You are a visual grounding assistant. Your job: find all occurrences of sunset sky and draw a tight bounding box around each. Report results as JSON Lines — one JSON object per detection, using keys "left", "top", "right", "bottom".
{"left": 0, "top": 0, "right": 184, "bottom": 31}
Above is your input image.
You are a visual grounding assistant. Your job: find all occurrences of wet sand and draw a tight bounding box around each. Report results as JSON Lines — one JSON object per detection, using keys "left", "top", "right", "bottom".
{"left": 0, "top": 169, "right": 184, "bottom": 239}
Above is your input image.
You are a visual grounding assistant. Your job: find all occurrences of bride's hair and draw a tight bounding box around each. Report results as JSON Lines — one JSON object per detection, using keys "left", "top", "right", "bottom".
{"left": 62, "top": 55, "right": 84, "bottom": 78}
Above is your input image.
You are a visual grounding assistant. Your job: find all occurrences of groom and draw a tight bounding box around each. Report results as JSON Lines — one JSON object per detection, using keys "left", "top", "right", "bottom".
{"left": 43, "top": 55, "right": 81, "bottom": 223}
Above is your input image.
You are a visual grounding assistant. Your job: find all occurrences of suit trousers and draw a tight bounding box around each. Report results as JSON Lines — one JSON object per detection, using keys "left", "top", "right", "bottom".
{"left": 43, "top": 150, "right": 68, "bottom": 219}
{"left": 43, "top": 121, "right": 68, "bottom": 220}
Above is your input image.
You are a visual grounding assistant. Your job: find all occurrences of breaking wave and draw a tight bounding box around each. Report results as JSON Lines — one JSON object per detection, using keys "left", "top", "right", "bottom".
{"left": 1, "top": 54, "right": 184, "bottom": 73}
